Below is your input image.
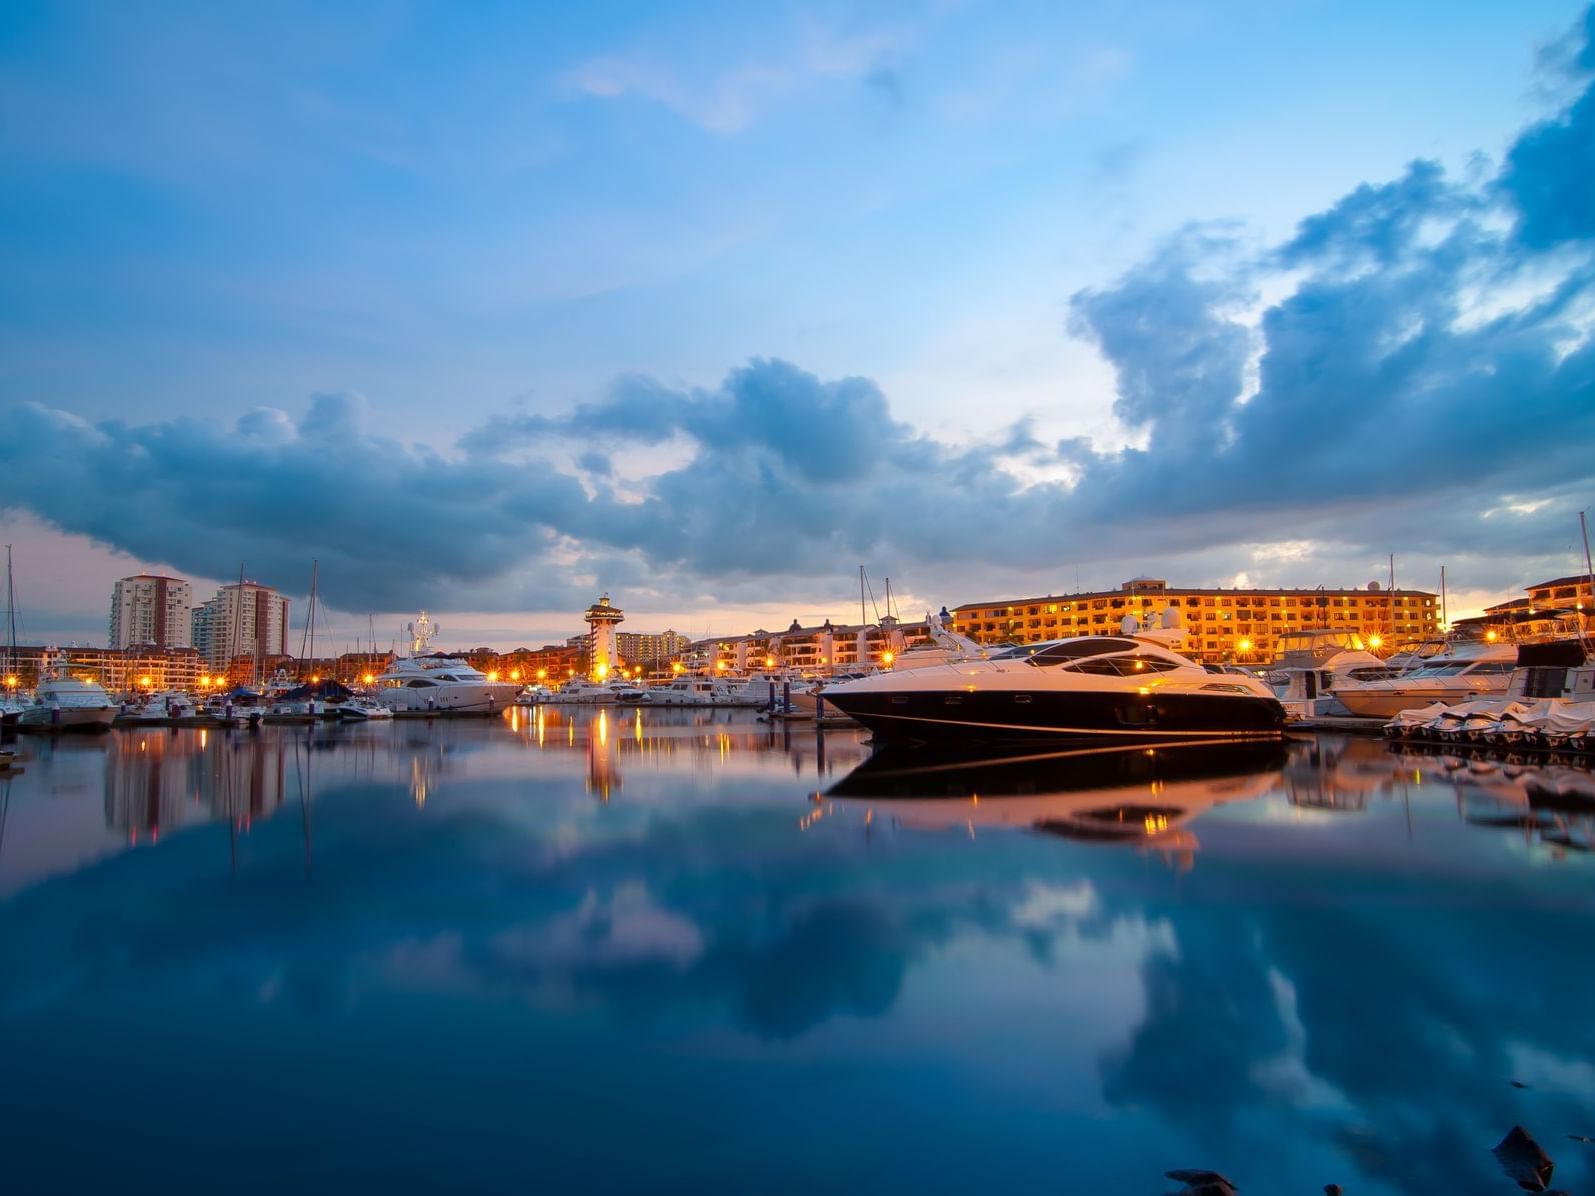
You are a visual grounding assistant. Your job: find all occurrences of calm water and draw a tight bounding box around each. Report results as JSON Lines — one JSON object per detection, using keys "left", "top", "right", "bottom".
{"left": 2, "top": 710, "right": 1594, "bottom": 1194}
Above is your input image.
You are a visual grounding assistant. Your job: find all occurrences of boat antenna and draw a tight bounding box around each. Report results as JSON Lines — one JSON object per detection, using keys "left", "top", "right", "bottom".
{"left": 4, "top": 544, "right": 14, "bottom": 681}
{"left": 859, "top": 565, "right": 867, "bottom": 629}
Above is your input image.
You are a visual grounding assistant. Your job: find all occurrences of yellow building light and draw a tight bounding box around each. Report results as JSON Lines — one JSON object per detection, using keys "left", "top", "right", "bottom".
{"left": 882, "top": 650, "right": 895, "bottom": 667}
{"left": 1238, "top": 639, "right": 1252, "bottom": 652}
{"left": 595, "top": 662, "right": 609, "bottom": 679}
{"left": 363, "top": 673, "right": 375, "bottom": 684}
{"left": 487, "top": 670, "right": 500, "bottom": 681}
{"left": 138, "top": 675, "right": 152, "bottom": 688}
{"left": 510, "top": 669, "right": 521, "bottom": 681}
{"left": 538, "top": 669, "right": 548, "bottom": 680}
{"left": 765, "top": 655, "right": 775, "bottom": 668}
{"left": 1368, "top": 635, "right": 1383, "bottom": 650}
{"left": 3, "top": 675, "right": 15, "bottom": 689}
{"left": 1485, "top": 630, "right": 1498, "bottom": 642}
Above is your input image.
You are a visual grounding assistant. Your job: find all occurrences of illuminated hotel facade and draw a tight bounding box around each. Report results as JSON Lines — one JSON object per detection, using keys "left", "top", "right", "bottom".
{"left": 950, "top": 577, "right": 1440, "bottom": 663}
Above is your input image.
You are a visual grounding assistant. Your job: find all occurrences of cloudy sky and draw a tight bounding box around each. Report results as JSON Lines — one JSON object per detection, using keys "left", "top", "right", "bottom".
{"left": 2, "top": 0, "right": 1593, "bottom": 651}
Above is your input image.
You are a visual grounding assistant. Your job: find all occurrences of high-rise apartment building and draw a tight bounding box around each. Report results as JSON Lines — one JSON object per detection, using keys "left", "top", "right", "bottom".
{"left": 109, "top": 574, "right": 192, "bottom": 649}
{"left": 191, "top": 581, "right": 291, "bottom": 669}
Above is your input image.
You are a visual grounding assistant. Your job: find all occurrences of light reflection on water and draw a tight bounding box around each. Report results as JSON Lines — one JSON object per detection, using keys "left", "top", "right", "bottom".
{"left": 1, "top": 713, "right": 1593, "bottom": 1194}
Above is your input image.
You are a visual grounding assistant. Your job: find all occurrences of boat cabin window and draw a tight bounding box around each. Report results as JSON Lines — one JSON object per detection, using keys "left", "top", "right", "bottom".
{"left": 1464, "top": 662, "right": 1513, "bottom": 675}
{"left": 405, "top": 679, "right": 437, "bottom": 688}
{"left": 1060, "top": 654, "right": 1184, "bottom": 676}
{"left": 1025, "top": 638, "right": 1139, "bottom": 667}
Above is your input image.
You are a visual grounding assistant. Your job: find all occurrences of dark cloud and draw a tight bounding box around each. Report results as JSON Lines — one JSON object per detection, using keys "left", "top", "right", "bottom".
{"left": 2, "top": 13, "right": 1593, "bottom": 614}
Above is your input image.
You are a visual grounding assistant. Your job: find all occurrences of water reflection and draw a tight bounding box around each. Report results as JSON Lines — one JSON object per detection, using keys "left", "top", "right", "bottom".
{"left": 827, "top": 741, "right": 1289, "bottom": 868}
{"left": 1, "top": 717, "right": 1593, "bottom": 1194}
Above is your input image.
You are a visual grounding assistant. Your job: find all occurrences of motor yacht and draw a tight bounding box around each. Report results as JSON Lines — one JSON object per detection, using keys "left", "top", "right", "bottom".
{"left": 1265, "top": 628, "right": 1395, "bottom": 719}
{"left": 121, "top": 690, "right": 202, "bottom": 724}
{"left": 822, "top": 610, "right": 1285, "bottom": 746}
{"left": 331, "top": 695, "right": 394, "bottom": 721}
{"left": 375, "top": 655, "right": 521, "bottom": 713}
{"left": 648, "top": 676, "right": 747, "bottom": 706}
{"left": 16, "top": 670, "right": 118, "bottom": 732}
{"left": 1382, "top": 634, "right": 1595, "bottom": 751}
{"left": 1334, "top": 636, "right": 1516, "bottom": 719}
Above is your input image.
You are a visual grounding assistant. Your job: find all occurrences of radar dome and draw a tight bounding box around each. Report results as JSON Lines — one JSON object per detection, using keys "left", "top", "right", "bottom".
{"left": 1367, "top": 580, "right": 1382, "bottom": 591}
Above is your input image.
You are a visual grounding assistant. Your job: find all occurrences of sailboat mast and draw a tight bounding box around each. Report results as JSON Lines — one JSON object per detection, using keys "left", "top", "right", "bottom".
{"left": 4, "top": 545, "right": 14, "bottom": 682}
{"left": 304, "top": 560, "right": 319, "bottom": 677}
{"left": 859, "top": 565, "right": 866, "bottom": 629}
{"left": 1581, "top": 511, "right": 1594, "bottom": 634}
{"left": 1388, "top": 553, "right": 1396, "bottom": 648}
{"left": 1440, "top": 565, "right": 1447, "bottom": 630}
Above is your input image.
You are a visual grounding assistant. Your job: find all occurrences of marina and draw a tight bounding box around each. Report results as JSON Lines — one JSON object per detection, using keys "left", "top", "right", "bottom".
{"left": 2, "top": 711, "right": 1594, "bottom": 1193}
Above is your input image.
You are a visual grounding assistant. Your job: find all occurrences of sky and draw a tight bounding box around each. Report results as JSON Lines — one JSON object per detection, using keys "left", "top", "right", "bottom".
{"left": 2, "top": 0, "right": 1593, "bottom": 651}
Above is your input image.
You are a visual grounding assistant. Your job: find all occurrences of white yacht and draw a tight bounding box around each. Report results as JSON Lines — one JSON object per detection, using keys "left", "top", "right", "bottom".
{"left": 1265, "top": 629, "right": 1396, "bottom": 719}
{"left": 649, "top": 676, "right": 748, "bottom": 706}
{"left": 121, "top": 690, "right": 201, "bottom": 723}
{"left": 547, "top": 678, "right": 617, "bottom": 704}
{"left": 375, "top": 656, "right": 521, "bottom": 713}
{"left": 822, "top": 610, "right": 1285, "bottom": 746}
{"left": 1335, "top": 637, "right": 1516, "bottom": 718}
{"left": 17, "top": 671, "right": 118, "bottom": 732}
{"left": 331, "top": 695, "right": 394, "bottom": 721}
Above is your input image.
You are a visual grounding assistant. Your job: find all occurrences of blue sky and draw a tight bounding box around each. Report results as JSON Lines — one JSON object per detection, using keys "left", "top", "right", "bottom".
{"left": 2, "top": 0, "right": 1592, "bottom": 649}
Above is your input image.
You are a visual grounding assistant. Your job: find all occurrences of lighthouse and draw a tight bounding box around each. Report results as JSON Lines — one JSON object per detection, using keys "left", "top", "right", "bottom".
{"left": 583, "top": 594, "right": 625, "bottom": 680}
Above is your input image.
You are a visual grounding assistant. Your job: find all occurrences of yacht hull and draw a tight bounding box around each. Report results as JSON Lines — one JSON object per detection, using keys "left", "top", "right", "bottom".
{"left": 17, "top": 706, "right": 117, "bottom": 732}
{"left": 825, "top": 688, "right": 1286, "bottom": 746}
{"left": 1336, "top": 685, "right": 1503, "bottom": 719}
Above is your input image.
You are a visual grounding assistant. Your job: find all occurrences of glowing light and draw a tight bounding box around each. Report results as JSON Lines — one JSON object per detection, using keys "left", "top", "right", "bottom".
{"left": 363, "top": 672, "right": 375, "bottom": 684}
{"left": 138, "top": 675, "right": 152, "bottom": 688}
{"left": 595, "top": 662, "right": 609, "bottom": 679}
{"left": 1368, "top": 635, "right": 1383, "bottom": 650}
{"left": 311, "top": 674, "right": 320, "bottom": 683}
{"left": 672, "top": 662, "right": 684, "bottom": 674}
{"left": 510, "top": 669, "right": 521, "bottom": 681}
{"left": 1238, "top": 639, "right": 1252, "bottom": 652}
{"left": 716, "top": 660, "right": 727, "bottom": 671}
{"left": 3, "top": 675, "right": 15, "bottom": 688}
{"left": 765, "top": 656, "right": 775, "bottom": 668}
{"left": 537, "top": 669, "right": 547, "bottom": 680}
{"left": 882, "top": 650, "right": 895, "bottom": 667}
{"left": 487, "top": 670, "right": 500, "bottom": 681}
{"left": 1485, "top": 630, "right": 1498, "bottom": 642}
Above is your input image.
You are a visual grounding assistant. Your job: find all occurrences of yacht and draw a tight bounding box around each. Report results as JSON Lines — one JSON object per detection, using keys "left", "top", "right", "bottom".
{"left": 375, "top": 655, "right": 521, "bottom": 713}
{"left": 331, "top": 695, "right": 394, "bottom": 721}
{"left": 563, "top": 679, "right": 612, "bottom": 703}
{"left": 1382, "top": 632, "right": 1595, "bottom": 750}
{"left": 1334, "top": 636, "right": 1516, "bottom": 718}
{"left": 120, "top": 690, "right": 203, "bottom": 724}
{"left": 1265, "top": 628, "right": 1396, "bottom": 719}
{"left": 17, "top": 670, "right": 118, "bottom": 732}
{"left": 821, "top": 610, "right": 1285, "bottom": 746}
{"left": 648, "top": 676, "right": 746, "bottom": 706}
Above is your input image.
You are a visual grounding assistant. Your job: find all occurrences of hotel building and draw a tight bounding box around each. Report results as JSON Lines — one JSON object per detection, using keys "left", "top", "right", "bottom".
{"left": 109, "top": 574, "right": 192, "bottom": 650}
{"left": 616, "top": 630, "right": 693, "bottom": 672}
{"left": 686, "top": 615, "right": 935, "bottom": 675}
{"left": 191, "top": 581, "right": 291, "bottom": 670}
{"left": 951, "top": 577, "right": 1439, "bottom": 663}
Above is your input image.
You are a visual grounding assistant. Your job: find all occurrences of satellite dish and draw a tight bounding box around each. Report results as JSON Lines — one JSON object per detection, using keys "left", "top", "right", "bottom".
{"left": 1367, "top": 581, "right": 1382, "bottom": 592}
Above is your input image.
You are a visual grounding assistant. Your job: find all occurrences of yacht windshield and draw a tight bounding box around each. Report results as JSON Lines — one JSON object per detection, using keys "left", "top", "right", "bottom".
{"left": 1025, "top": 638, "right": 1141, "bottom": 668}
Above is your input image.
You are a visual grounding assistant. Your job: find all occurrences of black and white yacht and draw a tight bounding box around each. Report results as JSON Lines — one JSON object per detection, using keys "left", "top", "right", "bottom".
{"left": 821, "top": 610, "right": 1286, "bottom": 746}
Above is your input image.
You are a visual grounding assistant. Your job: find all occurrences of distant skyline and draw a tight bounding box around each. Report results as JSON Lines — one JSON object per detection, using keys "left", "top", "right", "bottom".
{"left": 2, "top": 1, "right": 1593, "bottom": 651}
